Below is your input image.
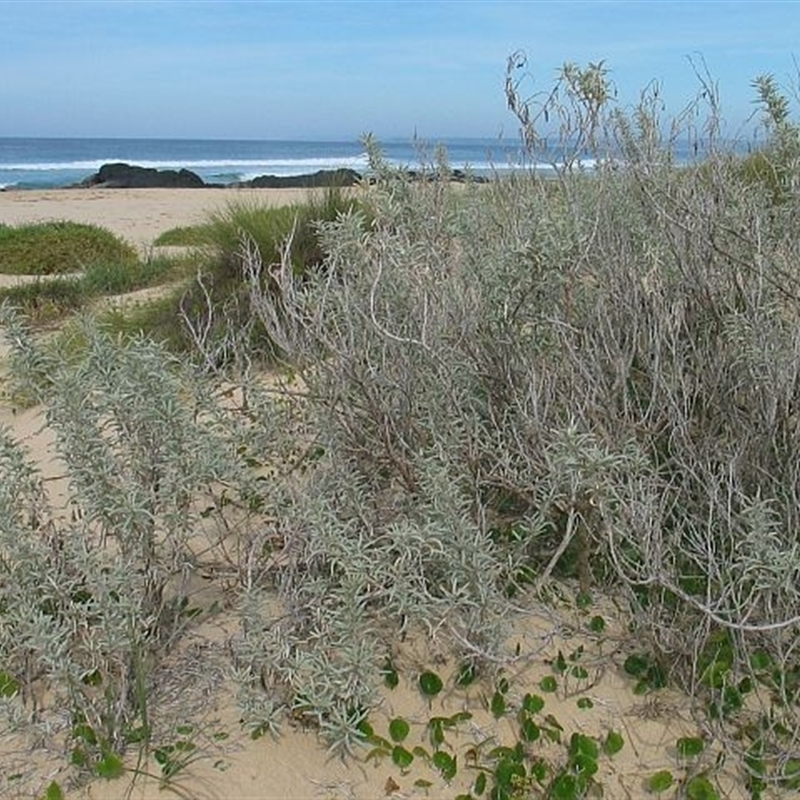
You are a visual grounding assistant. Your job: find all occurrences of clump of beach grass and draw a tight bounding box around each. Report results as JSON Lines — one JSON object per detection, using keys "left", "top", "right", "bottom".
{"left": 0, "top": 221, "right": 192, "bottom": 323}
{"left": 177, "top": 186, "right": 363, "bottom": 368}
{"left": 153, "top": 224, "right": 216, "bottom": 247}
{"left": 0, "top": 221, "right": 138, "bottom": 275}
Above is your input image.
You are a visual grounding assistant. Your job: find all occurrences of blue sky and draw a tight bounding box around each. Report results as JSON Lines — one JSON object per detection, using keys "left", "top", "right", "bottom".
{"left": 1, "top": 0, "right": 799, "bottom": 140}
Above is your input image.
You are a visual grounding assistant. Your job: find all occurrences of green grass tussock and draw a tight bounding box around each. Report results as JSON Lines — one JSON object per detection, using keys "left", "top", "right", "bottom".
{"left": 0, "top": 220, "right": 138, "bottom": 275}
{"left": 0, "top": 254, "right": 184, "bottom": 323}
{"left": 0, "top": 221, "right": 193, "bottom": 323}
{"left": 177, "top": 186, "right": 362, "bottom": 365}
{"left": 79, "top": 254, "right": 179, "bottom": 296}
{"left": 0, "top": 277, "right": 86, "bottom": 321}
{"left": 153, "top": 224, "right": 215, "bottom": 247}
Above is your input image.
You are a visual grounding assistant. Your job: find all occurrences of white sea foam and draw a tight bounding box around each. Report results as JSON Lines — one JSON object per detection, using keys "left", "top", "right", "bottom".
{"left": 0, "top": 155, "right": 371, "bottom": 174}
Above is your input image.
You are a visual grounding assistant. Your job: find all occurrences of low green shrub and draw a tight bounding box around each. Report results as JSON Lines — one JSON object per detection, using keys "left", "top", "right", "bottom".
{"left": 0, "top": 221, "right": 138, "bottom": 275}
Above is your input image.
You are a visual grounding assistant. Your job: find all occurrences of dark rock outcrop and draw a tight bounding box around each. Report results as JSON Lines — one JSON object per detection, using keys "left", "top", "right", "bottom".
{"left": 238, "top": 168, "right": 362, "bottom": 189}
{"left": 80, "top": 163, "right": 206, "bottom": 189}
{"left": 77, "top": 163, "right": 489, "bottom": 191}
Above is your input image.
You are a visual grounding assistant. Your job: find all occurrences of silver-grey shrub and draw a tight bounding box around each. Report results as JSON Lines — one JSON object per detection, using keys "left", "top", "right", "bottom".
{"left": 230, "top": 144, "right": 651, "bottom": 748}
{"left": 0, "top": 308, "right": 245, "bottom": 780}
{"left": 232, "top": 70, "right": 800, "bottom": 780}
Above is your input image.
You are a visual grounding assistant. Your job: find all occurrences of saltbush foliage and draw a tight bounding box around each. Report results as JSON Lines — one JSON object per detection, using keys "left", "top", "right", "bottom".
{"left": 231, "top": 64, "right": 800, "bottom": 782}
{"left": 4, "top": 59, "right": 800, "bottom": 794}
{"left": 0, "top": 309, "right": 246, "bottom": 784}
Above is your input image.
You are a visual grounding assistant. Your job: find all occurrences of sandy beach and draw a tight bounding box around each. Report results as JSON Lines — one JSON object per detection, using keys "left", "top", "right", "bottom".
{"left": 0, "top": 187, "right": 324, "bottom": 250}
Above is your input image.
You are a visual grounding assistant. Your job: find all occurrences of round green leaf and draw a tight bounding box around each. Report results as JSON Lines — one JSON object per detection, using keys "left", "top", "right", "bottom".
{"left": 389, "top": 717, "right": 410, "bottom": 743}
{"left": 749, "top": 650, "right": 772, "bottom": 671}
{"left": 647, "top": 770, "right": 674, "bottom": 793}
{"left": 520, "top": 718, "right": 540, "bottom": 742}
{"left": 685, "top": 774, "right": 720, "bottom": 800}
{"left": 391, "top": 745, "right": 414, "bottom": 769}
{"left": 577, "top": 696, "right": 594, "bottom": 710}
{"left": 523, "top": 693, "right": 545, "bottom": 713}
{"left": 539, "top": 675, "right": 558, "bottom": 693}
{"left": 571, "top": 752, "right": 599, "bottom": 778}
{"left": 550, "top": 772, "right": 579, "bottom": 799}
{"left": 432, "top": 751, "right": 457, "bottom": 781}
{"left": 589, "top": 615, "right": 606, "bottom": 633}
{"left": 419, "top": 671, "right": 443, "bottom": 697}
{"left": 603, "top": 730, "right": 624, "bottom": 756}
{"left": 571, "top": 665, "right": 589, "bottom": 680}
{"left": 676, "top": 736, "right": 705, "bottom": 759}
{"left": 95, "top": 752, "right": 124, "bottom": 780}
{"left": 624, "top": 654, "right": 650, "bottom": 677}
{"left": 569, "top": 733, "right": 599, "bottom": 760}
{"left": 382, "top": 659, "right": 399, "bottom": 689}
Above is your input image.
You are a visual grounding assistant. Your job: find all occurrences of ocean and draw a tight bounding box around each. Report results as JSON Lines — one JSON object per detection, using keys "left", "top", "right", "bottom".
{"left": 0, "top": 137, "right": 529, "bottom": 190}
{"left": 0, "top": 135, "right": 748, "bottom": 191}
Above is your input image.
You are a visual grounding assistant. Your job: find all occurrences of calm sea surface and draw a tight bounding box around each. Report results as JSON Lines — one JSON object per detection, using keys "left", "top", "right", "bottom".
{"left": 0, "top": 137, "right": 531, "bottom": 190}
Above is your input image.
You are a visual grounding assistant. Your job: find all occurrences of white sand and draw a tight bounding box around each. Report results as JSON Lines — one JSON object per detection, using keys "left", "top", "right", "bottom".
{"left": 0, "top": 187, "right": 325, "bottom": 250}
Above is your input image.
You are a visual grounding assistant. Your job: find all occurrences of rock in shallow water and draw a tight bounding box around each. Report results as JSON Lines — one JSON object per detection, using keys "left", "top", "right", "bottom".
{"left": 80, "top": 162, "right": 206, "bottom": 189}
